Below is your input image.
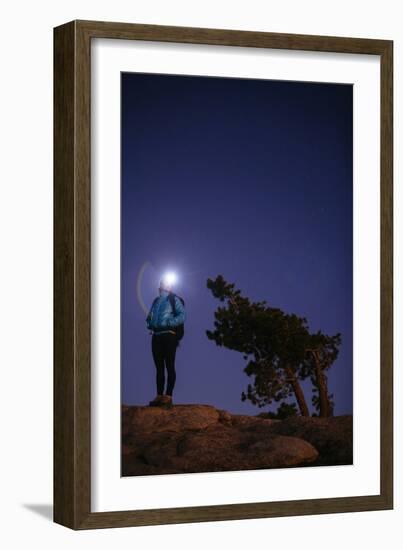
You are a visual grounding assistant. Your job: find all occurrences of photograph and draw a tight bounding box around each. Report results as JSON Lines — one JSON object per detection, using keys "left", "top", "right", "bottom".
{"left": 120, "top": 71, "right": 353, "bottom": 477}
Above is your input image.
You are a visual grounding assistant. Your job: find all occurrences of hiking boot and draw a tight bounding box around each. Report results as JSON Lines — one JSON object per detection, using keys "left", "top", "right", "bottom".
{"left": 159, "top": 395, "right": 173, "bottom": 408}
{"left": 149, "top": 395, "right": 164, "bottom": 407}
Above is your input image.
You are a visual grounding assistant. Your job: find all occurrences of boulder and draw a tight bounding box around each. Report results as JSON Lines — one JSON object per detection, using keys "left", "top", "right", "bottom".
{"left": 122, "top": 404, "right": 220, "bottom": 435}
{"left": 268, "top": 414, "right": 353, "bottom": 466}
{"left": 121, "top": 404, "right": 324, "bottom": 476}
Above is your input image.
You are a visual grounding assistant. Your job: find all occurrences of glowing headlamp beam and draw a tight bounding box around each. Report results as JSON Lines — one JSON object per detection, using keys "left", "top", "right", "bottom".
{"left": 161, "top": 271, "right": 177, "bottom": 287}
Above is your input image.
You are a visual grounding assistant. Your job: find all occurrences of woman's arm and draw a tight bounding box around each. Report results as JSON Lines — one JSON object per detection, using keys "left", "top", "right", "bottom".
{"left": 146, "top": 299, "right": 157, "bottom": 329}
{"left": 167, "top": 297, "right": 186, "bottom": 327}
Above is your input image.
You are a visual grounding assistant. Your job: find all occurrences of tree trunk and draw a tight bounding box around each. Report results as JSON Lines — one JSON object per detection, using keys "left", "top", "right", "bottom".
{"left": 312, "top": 351, "right": 332, "bottom": 417}
{"left": 285, "top": 366, "right": 310, "bottom": 416}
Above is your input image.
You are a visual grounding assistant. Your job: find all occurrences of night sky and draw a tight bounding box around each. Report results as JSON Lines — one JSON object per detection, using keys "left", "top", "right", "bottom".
{"left": 121, "top": 72, "right": 353, "bottom": 416}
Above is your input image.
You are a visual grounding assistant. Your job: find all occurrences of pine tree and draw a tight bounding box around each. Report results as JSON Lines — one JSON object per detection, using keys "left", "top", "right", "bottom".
{"left": 206, "top": 275, "right": 341, "bottom": 417}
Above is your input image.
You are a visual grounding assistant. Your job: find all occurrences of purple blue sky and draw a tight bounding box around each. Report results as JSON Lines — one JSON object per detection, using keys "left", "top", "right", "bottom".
{"left": 121, "top": 72, "right": 353, "bottom": 415}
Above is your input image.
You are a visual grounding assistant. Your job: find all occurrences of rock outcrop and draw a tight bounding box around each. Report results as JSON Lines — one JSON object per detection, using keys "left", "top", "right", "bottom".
{"left": 266, "top": 414, "right": 353, "bottom": 466}
{"left": 122, "top": 404, "right": 352, "bottom": 476}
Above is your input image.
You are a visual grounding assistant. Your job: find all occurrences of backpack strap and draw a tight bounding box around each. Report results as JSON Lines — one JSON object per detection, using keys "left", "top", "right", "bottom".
{"left": 168, "top": 292, "right": 177, "bottom": 316}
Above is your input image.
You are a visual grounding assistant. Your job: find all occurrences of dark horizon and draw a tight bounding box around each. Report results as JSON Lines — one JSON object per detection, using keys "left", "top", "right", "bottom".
{"left": 121, "top": 72, "right": 353, "bottom": 416}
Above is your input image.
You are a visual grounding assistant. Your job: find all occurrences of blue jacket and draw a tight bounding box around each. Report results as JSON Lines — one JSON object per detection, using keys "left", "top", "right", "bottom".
{"left": 146, "top": 290, "right": 186, "bottom": 333}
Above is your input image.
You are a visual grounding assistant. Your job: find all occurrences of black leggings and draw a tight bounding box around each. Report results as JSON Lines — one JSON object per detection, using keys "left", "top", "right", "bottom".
{"left": 151, "top": 333, "right": 177, "bottom": 396}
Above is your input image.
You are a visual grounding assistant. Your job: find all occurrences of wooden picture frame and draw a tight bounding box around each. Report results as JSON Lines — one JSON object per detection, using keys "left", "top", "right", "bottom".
{"left": 54, "top": 19, "right": 393, "bottom": 529}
